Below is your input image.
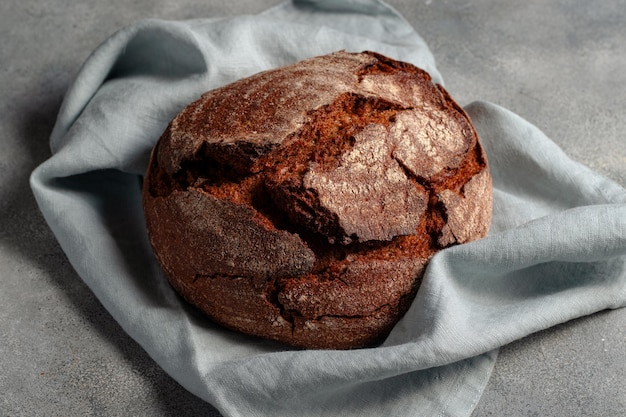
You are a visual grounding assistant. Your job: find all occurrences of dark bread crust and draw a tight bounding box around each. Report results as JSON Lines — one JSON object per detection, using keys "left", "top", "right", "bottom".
{"left": 142, "top": 51, "right": 492, "bottom": 349}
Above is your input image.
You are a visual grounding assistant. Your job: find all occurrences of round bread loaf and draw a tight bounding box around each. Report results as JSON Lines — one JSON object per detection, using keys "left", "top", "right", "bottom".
{"left": 142, "top": 51, "right": 492, "bottom": 349}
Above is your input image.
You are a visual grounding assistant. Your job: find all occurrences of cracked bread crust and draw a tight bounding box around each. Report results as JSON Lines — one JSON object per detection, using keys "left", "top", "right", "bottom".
{"left": 142, "top": 51, "right": 492, "bottom": 349}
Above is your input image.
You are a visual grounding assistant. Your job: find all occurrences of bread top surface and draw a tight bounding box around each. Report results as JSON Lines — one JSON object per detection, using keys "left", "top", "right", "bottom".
{"left": 146, "top": 51, "right": 488, "bottom": 249}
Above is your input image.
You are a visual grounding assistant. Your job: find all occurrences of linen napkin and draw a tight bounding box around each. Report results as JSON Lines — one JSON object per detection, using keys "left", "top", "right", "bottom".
{"left": 30, "top": 0, "right": 626, "bottom": 416}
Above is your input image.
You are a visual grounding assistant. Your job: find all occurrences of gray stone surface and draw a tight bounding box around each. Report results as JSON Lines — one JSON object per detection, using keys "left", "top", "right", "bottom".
{"left": 1, "top": 0, "right": 624, "bottom": 416}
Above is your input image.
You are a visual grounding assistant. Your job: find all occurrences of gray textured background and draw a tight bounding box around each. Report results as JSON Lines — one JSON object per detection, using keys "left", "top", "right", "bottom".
{"left": 1, "top": 0, "right": 625, "bottom": 416}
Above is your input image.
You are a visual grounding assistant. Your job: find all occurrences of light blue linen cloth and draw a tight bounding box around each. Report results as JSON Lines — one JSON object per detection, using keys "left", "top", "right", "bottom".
{"left": 30, "top": 1, "right": 626, "bottom": 416}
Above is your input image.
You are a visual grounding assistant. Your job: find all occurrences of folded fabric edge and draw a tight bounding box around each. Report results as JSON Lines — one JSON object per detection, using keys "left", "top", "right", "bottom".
{"left": 465, "top": 100, "right": 626, "bottom": 206}
{"left": 263, "top": 0, "right": 443, "bottom": 84}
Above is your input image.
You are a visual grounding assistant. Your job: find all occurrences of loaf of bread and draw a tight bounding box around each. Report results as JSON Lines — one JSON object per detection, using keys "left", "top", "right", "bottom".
{"left": 142, "top": 51, "right": 492, "bottom": 349}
